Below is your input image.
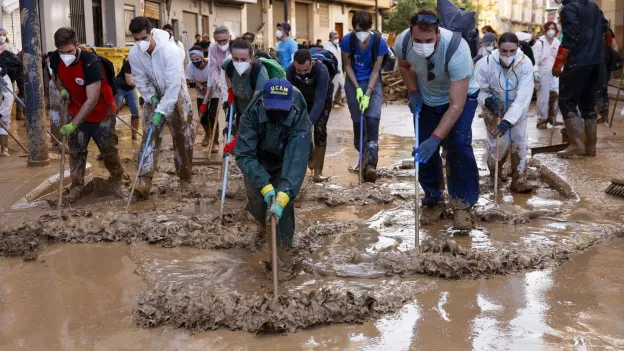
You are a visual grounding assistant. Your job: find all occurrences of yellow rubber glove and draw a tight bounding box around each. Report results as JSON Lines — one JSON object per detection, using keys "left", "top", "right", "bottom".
{"left": 359, "top": 94, "right": 370, "bottom": 113}
{"left": 261, "top": 184, "right": 276, "bottom": 204}
{"left": 356, "top": 87, "right": 364, "bottom": 104}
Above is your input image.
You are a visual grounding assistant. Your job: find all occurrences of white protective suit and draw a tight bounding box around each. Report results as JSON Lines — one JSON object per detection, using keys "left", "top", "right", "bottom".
{"left": 324, "top": 40, "right": 344, "bottom": 102}
{"left": 476, "top": 49, "right": 534, "bottom": 191}
{"left": 532, "top": 35, "right": 560, "bottom": 122}
{"left": 0, "top": 74, "right": 13, "bottom": 136}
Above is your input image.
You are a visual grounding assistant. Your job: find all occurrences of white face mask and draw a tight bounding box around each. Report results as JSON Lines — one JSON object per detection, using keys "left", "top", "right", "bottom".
{"left": 412, "top": 42, "right": 436, "bottom": 58}
{"left": 233, "top": 61, "right": 250, "bottom": 76}
{"left": 276, "top": 30, "right": 284, "bottom": 39}
{"left": 219, "top": 43, "right": 229, "bottom": 52}
{"left": 48, "top": 62, "right": 53, "bottom": 76}
{"left": 332, "top": 39, "right": 340, "bottom": 45}
{"left": 355, "top": 31, "right": 369, "bottom": 43}
{"left": 0, "top": 36, "right": 5, "bottom": 43}
{"left": 546, "top": 29, "right": 556, "bottom": 38}
{"left": 499, "top": 55, "right": 514, "bottom": 66}
{"left": 60, "top": 53, "right": 76, "bottom": 67}
{"left": 485, "top": 45, "right": 494, "bottom": 53}
{"left": 137, "top": 40, "right": 151, "bottom": 53}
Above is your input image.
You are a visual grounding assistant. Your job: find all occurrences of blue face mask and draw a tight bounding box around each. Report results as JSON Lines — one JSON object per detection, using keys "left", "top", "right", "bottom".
{"left": 193, "top": 61, "right": 202, "bottom": 68}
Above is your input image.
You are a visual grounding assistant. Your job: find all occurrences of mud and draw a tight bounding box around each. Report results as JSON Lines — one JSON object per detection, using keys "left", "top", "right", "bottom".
{"left": 300, "top": 182, "right": 396, "bottom": 207}
{"left": 476, "top": 204, "right": 562, "bottom": 224}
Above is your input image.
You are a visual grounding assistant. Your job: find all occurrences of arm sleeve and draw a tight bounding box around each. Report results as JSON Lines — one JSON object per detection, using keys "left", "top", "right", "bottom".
{"left": 234, "top": 106, "right": 272, "bottom": 190}
{"left": 560, "top": 6, "right": 581, "bottom": 49}
{"left": 184, "top": 64, "right": 193, "bottom": 80}
{"left": 447, "top": 46, "right": 474, "bottom": 82}
{"left": 475, "top": 59, "right": 494, "bottom": 107}
{"left": 254, "top": 66, "right": 269, "bottom": 94}
{"left": 377, "top": 38, "right": 390, "bottom": 57}
{"left": 285, "top": 65, "right": 295, "bottom": 84}
{"left": 124, "top": 61, "right": 132, "bottom": 74}
{"left": 129, "top": 52, "right": 156, "bottom": 102}
{"left": 208, "top": 46, "right": 222, "bottom": 87}
{"left": 83, "top": 59, "right": 104, "bottom": 86}
{"left": 503, "top": 59, "right": 534, "bottom": 125}
{"left": 278, "top": 92, "right": 312, "bottom": 199}
{"left": 308, "top": 64, "right": 329, "bottom": 124}
{"left": 155, "top": 45, "right": 184, "bottom": 116}
{"left": 531, "top": 40, "right": 543, "bottom": 69}
{"left": 393, "top": 31, "right": 406, "bottom": 60}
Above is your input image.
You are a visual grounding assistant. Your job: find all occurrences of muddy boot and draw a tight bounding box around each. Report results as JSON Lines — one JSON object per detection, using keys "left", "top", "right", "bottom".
{"left": 63, "top": 185, "right": 84, "bottom": 204}
{"left": 547, "top": 92, "right": 560, "bottom": 125}
{"left": 536, "top": 120, "right": 548, "bottom": 129}
{"left": 201, "top": 124, "right": 211, "bottom": 147}
{"left": 561, "top": 128, "right": 569, "bottom": 143}
{"left": 313, "top": 146, "right": 328, "bottom": 183}
{"left": 133, "top": 177, "right": 152, "bottom": 200}
{"left": 15, "top": 103, "right": 25, "bottom": 121}
{"left": 131, "top": 115, "right": 140, "bottom": 140}
{"left": 308, "top": 146, "right": 315, "bottom": 171}
{"left": 597, "top": 101, "right": 609, "bottom": 124}
{"left": 584, "top": 118, "right": 597, "bottom": 156}
{"left": 452, "top": 209, "right": 473, "bottom": 230}
{"left": 276, "top": 246, "right": 298, "bottom": 281}
{"left": 510, "top": 173, "right": 536, "bottom": 193}
{"left": 420, "top": 202, "right": 444, "bottom": 226}
{"left": 557, "top": 117, "right": 586, "bottom": 157}
{"left": 363, "top": 141, "right": 378, "bottom": 183}
{"left": 0, "top": 135, "right": 8, "bottom": 157}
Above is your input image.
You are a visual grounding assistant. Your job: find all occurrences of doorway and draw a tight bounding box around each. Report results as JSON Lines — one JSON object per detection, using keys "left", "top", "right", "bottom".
{"left": 335, "top": 23, "right": 343, "bottom": 39}
{"left": 92, "top": 0, "right": 103, "bottom": 46}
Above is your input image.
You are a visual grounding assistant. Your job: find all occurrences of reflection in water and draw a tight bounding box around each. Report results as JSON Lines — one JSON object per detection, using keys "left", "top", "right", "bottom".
{"left": 359, "top": 303, "right": 422, "bottom": 351}
{"left": 435, "top": 292, "right": 451, "bottom": 322}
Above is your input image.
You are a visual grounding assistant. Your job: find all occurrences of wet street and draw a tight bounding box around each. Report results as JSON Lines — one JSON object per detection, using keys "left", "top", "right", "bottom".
{"left": 1, "top": 99, "right": 624, "bottom": 350}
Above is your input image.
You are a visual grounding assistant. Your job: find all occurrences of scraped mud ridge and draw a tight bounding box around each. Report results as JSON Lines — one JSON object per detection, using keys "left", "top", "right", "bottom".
{"left": 300, "top": 182, "right": 396, "bottom": 207}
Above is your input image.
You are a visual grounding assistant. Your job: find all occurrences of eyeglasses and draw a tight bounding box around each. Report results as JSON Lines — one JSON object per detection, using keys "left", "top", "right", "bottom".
{"left": 411, "top": 14, "right": 439, "bottom": 26}
{"left": 427, "top": 60, "right": 435, "bottom": 81}
{"left": 216, "top": 39, "right": 229, "bottom": 45}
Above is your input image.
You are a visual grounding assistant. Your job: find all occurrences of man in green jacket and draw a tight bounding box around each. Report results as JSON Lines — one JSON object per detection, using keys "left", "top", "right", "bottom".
{"left": 235, "top": 78, "right": 311, "bottom": 276}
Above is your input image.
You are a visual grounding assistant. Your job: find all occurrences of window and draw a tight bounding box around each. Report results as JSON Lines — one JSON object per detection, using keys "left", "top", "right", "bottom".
{"left": 69, "top": 0, "right": 86, "bottom": 43}
{"left": 124, "top": 5, "right": 136, "bottom": 45}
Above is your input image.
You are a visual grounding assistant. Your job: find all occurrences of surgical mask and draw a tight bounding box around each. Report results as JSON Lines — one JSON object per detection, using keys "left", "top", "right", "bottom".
{"left": 137, "top": 40, "right": 151, "bottom": 53}
{"left": 233, "top": 61, "right": 250, "bottom": 76}
{"left": 60, "top": 53, "right": 76, "bottom": 67}
{"left": 219, "top": 43, "right": 229, "bottom": 52}
{"left": 355, "top": 31, "right": 369, "bottom": 43}
{"left": 332, "top": 39, "right": 340, "bottom": 45}
{"left": 192, "top": 61, "right": 202, "bottom": 68}
{"left": 546, "top": 29, "right": 556, "bottom": 38}
{"left": 485, "top": 45, "right": 494, "bottom": 53}
{"left": 268, "top": 110, "right": 290, "bottom": 124}
{"left": 297, "top": 72, "right": 311, "bottom": 81}
{"left": 0, "top": 36, "right": 5, "bottom": 43}
{"left": 412, "top": 42, "right": 435, "bottom": 58}
{"left": 276, "top": 30, "right": 284, "bottom": 39}
{"left": 499, "top": 55, "right": 514, "bottom": 66}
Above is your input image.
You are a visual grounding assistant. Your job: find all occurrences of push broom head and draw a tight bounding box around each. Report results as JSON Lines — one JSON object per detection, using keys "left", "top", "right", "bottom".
{"left": 605, "top": 179, "right": 624, "bottom": 197}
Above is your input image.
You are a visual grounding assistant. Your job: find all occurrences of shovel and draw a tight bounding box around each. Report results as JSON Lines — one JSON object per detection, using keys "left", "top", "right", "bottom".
{"left": 57, "top": 100, "right": 68, "bottom": 209}
{"left": 531, "top": 95, "right": 569, "bottom": 155}
{"left": 266, "top": 199, "right": 279, "bottom": 298}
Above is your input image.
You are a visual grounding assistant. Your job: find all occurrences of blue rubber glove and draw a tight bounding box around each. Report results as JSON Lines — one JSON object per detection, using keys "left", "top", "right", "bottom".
{"left": 152, "top": 112, "right": 164, "bottom": 126}
{"left": 408, "top": 90, "right": 423, "bottom": 115}
{"left": 268, "top": 202, "right": 284, "bottom": 223}
{"left": 484, "top": 96, "right": 504, "bottom": 117}
{"left": 413, "top": 135, "right": 442, "bottom": 164}
{"left": 497, "top": 120, "right": 512, "bottom": 137}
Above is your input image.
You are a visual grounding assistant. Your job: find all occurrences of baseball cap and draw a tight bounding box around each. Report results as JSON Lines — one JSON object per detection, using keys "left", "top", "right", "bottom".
{"left": 482, "top": 32, "right": 496, "bottom": 45}
{"left": 263, "top": 78, "right": 294, "bottom": 111}
{"left": 279, "top": 22, "right": 291, "bottom": 35}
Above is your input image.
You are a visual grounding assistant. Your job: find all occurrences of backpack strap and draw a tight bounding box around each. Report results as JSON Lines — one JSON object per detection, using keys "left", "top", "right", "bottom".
{"left": 445, "top": 32, "right": 462, "bottom": 73}
{"left": 401, "top": 29, "right": 412, "bottom": 60}
{"left": 226, "top": 60, "right": 234, "bottom": 80}
{"left": 371, "top": 31, "right": 381, "bottom": 66}
{"left": 249, "top": 60, "right": 263, "bottom": 91}
{"left": 349, "top": 33, "right": 356, "bottom": 67}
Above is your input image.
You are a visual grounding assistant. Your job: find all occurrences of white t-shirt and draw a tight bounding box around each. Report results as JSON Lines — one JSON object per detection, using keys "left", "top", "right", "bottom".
{"left": 185, "top": 62, "right": 218, "bottom": 99}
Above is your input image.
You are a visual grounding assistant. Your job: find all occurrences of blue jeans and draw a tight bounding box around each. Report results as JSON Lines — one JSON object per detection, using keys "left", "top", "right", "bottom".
{"left": 115, "top": 88, "right": 139, "bottom": 116}
{"left": 418, "top": 92, "right": 479, "bottom": 209}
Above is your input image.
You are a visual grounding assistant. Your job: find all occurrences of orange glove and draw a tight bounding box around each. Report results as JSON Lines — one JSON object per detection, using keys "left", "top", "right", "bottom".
{"left": 223, "top": 136, "right": 237, "bottom": 157}
{"left": 199, "top": 103, "right": 207, "bottom": 113}
{"left": 227, "top": 87, "right": 235, "bottom": 105}
{"left": 605, "top": 30, "right": 614, "bottom": 47}
{"left": 551, "top": 47, "right": 569, "bottom": 77}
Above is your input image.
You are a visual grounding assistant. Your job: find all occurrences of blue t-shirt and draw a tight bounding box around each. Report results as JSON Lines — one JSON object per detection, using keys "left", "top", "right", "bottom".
{"left": 340, "top": 32, "right": 389, "bottom": 82}
{"left": 277, "top": 37, "right": 298, "bottom": 69}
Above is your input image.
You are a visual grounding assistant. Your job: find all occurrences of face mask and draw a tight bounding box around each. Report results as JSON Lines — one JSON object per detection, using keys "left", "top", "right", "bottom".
{"left": 137, "top": 40, "right": 151, "bottom": 53}
{"left": 499, "top": 55, "right": 514, "bottom": 66}
{"left": 192, "top": 61, "right": 202, "bottom": 68}
{"left": 297, "top": 73, "right": 311, "bottom": 82}
{"left": 0, "top": 36, "right": 5, "bottom": 43}
{"left": 546, "top": 29, "right": 556, "bottom": 38}
{"left": 332, "top": 39, "right": 340, "bottom": 45}
{"left": 485, "top": 46, "right": 494, "bottom": 53}
{"left": 233, "top": 61, "right": 251, "bottom": 76}
{"left": 412, "top": 42, "right": 436, "bottom": 58}
{"left": 268, "top": 110, "right": 290, "bottom": 124}
{"left": 276, "top": 30, "right": 284, "bottom": 39}
{"left": 60, "top": 52, "right": 76, "bottom": 67}
{"left": 355, "top": 31, "right": 369, "bottom": 43}
{"left": 219, "top": 43, "right": 229, "bottom": 52}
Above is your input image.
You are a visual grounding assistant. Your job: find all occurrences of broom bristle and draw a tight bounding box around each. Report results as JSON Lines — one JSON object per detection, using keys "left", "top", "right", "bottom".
{"left": 605, "top": 179, "right": 624, "bottom": 197}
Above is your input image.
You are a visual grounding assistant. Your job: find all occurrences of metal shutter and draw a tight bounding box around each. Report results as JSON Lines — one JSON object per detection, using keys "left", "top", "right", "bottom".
{"left": 145, "top": 1, "right": 161, "bottom": 20}
{"left": 124, "top": 5, "right": 136, "bottom": 45}
{"left": 182, "top": 11, "right": 197, "bottom": 38}
{"left": 295, "top": 2, "right": 308, "bottom": 42}
{"left": 319, "top": 3, "right": 329, "bottom": 29}
{"left": 246, "top": 2, "right": 263, "bottom": 34}
{"left": 272, "top": 0, "right": 284, "bottom": 30}
{"left": 216, "top": 6, "right": 241, "bottom": 38}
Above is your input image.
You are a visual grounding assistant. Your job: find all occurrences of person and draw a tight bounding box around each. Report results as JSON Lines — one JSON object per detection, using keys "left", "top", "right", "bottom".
{"left": 0, "top": 28, "right": 22, "bottom": 123}
{"left": 598, "top": 27, "right": 618, "bottom": 123}
{"left": 209, "top": 25, "right": 232, "bottom": 107}
{"left": 532, "top": 21, "right": 561, "bottom": 129}
{"left": 242, "top": 32, "right": 273, "bottom": 59}
{"left": 194, "top": 34, "right": 202, "bottom": 46}
{"left": 114, "top": 58, "right": 141, "bottom": 140}
{"left": 315, "top": 39, "right": 323, "bottom": 49}
{"left": 324, "top": 31, "right": 345, "bottom": 107}
{"left": 394, "top": 10, "right": 481, "bottom": 230}
{"left": 474, "top": 32, "right": 496, "bottom": 64}
{"left": 552, "top": 0, "right": 608, "bottom": 157}
{"left": 50, "top": 27, "right": 128, "bottom": 201}
{"left": 186, "top": 45, "right": 219, "bottom": 151}
{"left": 481, "top": 25, "right": 497, "bottom": 36}
{"left": 275, "top": 22, "right": 298, "bottom": 69}
{"left": 286, "top": 49, "right": 333, "bottom": 182}
{"left": 0, "top": 54, "right": 13, "bottom": 157}
{"left": 46, "top": 52, "right": 63, "bottom": 150}
{"left": 163, "top": 24, "right": 185, "bottom": 53}
{"left": 200, "top": 40, "right": 210, "bottom": 58}
{"left": 477, "top": 32, "right": 535, "bottom": 193}
{"left": 128, "top": 16, "right": 194, "bottom": 198}
{"left": 234, "top": 78, "right": 311, "bottom": 277}
{"left": 340, "top": 10, "right": 388, "bottom": 182}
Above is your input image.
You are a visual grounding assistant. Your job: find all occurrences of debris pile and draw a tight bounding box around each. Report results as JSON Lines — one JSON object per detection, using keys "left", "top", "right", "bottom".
{"left": 382, "top": 71, "right": 407, "bottom": 102}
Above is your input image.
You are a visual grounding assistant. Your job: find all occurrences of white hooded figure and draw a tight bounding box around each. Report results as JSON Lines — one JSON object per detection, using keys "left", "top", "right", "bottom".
{"left": 532, "top": 23, "right": 561, "bottom": 128}
{"left": 476, "top": 34, "right": 535, "bottom": 193}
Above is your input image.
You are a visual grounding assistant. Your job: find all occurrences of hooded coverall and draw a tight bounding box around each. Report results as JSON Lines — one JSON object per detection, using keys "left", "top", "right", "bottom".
{"left": 234, "top": 89, "right": 312, "bottom": 248}
{"left": 532, "top": 35, "right": 560, "bottom": 124}
{"left": 129, "top": 28, "right": 194, "bottom": 192}
{"left": 476, "top": 50, "right": 535, "bottom": 192}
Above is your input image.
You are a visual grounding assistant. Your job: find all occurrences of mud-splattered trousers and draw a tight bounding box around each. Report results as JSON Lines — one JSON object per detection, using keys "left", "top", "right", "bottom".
{"left": 307, "top": 82, "right": 333, "bottom": 148}
{"left": 345, "top": 79, "right": 382, "bottom": 169}
{"left": 536, "top": 68, "right": 559, "bottom": 122}
{"left": 558, "top": 64, "right": 603, "bottom": 121}
{"left": 69, "top": 117, "right": 125, "bottom": 187}
{"left": 0, "top": 75, "right": 13, "bottom": 136}
{"left": 418, "top": 92, "right": 479, "bottom": 209}
{"left": 138, "top": 92, "right": 194, "bottom": 183}
{"left": 49, "top": 79, "right": 63, "bottom": 140}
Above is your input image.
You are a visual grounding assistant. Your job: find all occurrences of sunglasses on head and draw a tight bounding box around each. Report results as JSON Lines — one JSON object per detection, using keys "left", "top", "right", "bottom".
{"left": 411, "top": 14, "right": 439, "bottom": 26}
{"left": 427, "top": 60, "right": 435, "bottom": 81}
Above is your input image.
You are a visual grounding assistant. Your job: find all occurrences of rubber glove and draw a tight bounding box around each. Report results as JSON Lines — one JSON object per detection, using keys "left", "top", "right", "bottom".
{"left": 551, "top": 47, "right": 569, "bottom": 78}
{"left": 227, "top": 87, "right": 235, "bottom": 105}
{"left": 266, "top": 192, "right": 289, "bottom": 223}
{"left": 199, "top": 103, "right": 207, "bottom": 113}
{"left": 356, "top": 87, "right": 364, "bottom": 104}
{"left": 223, "top": 136, "right": 237, "bottom": 157}
{"left": 497, "top": 120, "right": 512, "bottom": 137}
{"left": 261, "top": 184, "right": 276, "bottom": 204}
{"left": 484, "top": 96, "right": 504, "bottom": 117}
{"left": 408, "top": 90, "right": 423, "bottom": 115}
{"left": 60, "top": 89, "right": 70, "bottom": 100}
{"left": 60, "top": 122, "right": 77, "bottom": 136}
{"left": 151, "top": 96, "right": 159, "bottom": 105}
{"left": 359, "top": 94, "right": 370, "bottom": 112}
{"left": 413, "top": 134, "right": 442, "bottom": 164}
{"left": 152, "top": 112, "right": 164, "bottom": 126}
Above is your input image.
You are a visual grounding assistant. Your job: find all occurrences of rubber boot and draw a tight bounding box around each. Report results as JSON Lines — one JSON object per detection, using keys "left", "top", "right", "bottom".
{"left": 63, "top": 185, "right": 84, "bottom": 204}
{"left": 312, "top": 146, "right": 328, "bottom": 183}
{"left": 201, "top": 124, "right": 211, "bottom": 147}
{"left": 0, "top": 135, "right": 8, "bottom": 156}
{"left": 452, "top": 209, "right": 473, "bottom": 230}
{"left": 363, "top": 141, "right": 378, "bottom": 183}
{"left": 420, "top": 202, "right": 444, "bottom": 226}
{"left": 276, "top": 246, "right": 297, "bottom": 281}
{"left": 597, "top": 101, "right": 609, "bottom": 124}
{"left": 15, "top": 103, "right": 25, "bottom": 121}
{"left": 536, "top": 120, "right": 548, "bottom": 129}
{"left": 133, "top": 177, "right": 152, "bottom": 200}
{"left": 557, "top": 117, "right": 586, "bottom": 157}
{"left": 510, "top": 172, "right": 535, "bottom": 193}
{"left": 547, "top": 92, "right": 560, "bottom": 125}
{"left": 131, "top": 115, "right": 140, "bottom": 140}
{"left": 308, "top": 146, "right": 315, "bottom": 171}
{"left": 584, "top": 118, "right": 597, "bottom": 156}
